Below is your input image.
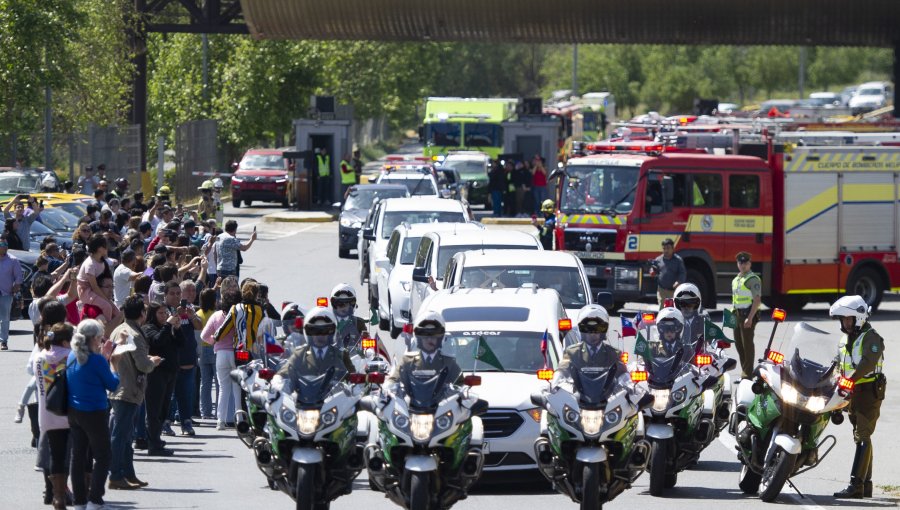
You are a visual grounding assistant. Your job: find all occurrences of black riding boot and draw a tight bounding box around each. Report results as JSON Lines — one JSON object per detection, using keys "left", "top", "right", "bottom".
{"left": 833, "top": 441, "right": 870, "bottom": 499}
{"left": 863, "top": 442, "right": 873, "bottom": 497}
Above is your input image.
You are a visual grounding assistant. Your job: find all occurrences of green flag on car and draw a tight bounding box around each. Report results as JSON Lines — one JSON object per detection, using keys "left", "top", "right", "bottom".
{"left": 634, "top": 332, "right": 653, "bottom": 362}
{"left": 474, "top": 336, "right": 504, "bottom": 371}
{"left": 704, "top": 317, "right": 733, "bottom": 344}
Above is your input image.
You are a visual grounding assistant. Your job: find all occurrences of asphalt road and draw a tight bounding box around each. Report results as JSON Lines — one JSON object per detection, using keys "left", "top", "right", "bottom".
{"left": 1, "top": 202, "right": 898, "bottom": 509}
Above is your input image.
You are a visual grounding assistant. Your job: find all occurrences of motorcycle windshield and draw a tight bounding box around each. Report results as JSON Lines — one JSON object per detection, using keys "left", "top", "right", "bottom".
{"left": 402, "top": 367, "right": 450, "bottom": 413}
{"left": 647, "top": 348, "right": 687, "bottom": 387}
{"left": 294, "top": 367, "right": 339, "bottom": 408}
{"left": 778, "top": 322, "right": 840, "bottom": 392}
{"left": 574, "top": 366, "right": 618, "bottom": 408}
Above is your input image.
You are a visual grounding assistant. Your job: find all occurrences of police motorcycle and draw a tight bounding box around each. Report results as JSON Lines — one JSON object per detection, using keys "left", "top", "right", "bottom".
{"left": 327, "top": 284, "right": 392, "bottom": 376}
{"left": 730, "top": 310, "right": 852, "bottom": 502}
{"left": 362, "top": 314, "right": 488, "bottom": 510}
{"left": 249, "top": 307, "right": 380, "bottom": 510}
{"left": 531, "top": 306, "right": 654, "bottom": 510}
{"left": 673, "top": 284, "right": 737, "bottom": 434}
{"left": 637, "top": 308, "right": 721, "bottom": 496}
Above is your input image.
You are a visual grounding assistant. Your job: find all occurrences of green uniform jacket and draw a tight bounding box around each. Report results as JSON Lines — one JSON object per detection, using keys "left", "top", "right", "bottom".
{"left": 845, "top": 324, "right": 885, "bottom": 383}
{"left": 277, "top": 344, "right": 355, "bottom": 381}
{"left": 335, "top": 316, "right": 369, "bottom": 350}
{"left": 558, "top": 343, "right": 627, "bottom": 379}
{"left": 387, "top": 351, "right": 463, "bottom": 386}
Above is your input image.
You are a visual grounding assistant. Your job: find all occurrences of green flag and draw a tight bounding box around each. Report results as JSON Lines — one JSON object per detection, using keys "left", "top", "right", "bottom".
{"left": 634, "top": 332, "right": 653, "bottom": 362}
{"left": 474, "top": 336, "right": 504, "bottom": 371}
{"left": 369, "top": 308, "right": 379, "bottom": 326}
{"left": 704, "top": 317, "right": 733, "bottom": 344}
{"left": 723, "top": 308, "right": 737, "bottom": 330}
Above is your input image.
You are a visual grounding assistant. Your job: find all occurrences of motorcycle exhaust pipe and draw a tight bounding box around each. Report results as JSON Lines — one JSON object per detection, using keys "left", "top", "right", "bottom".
{"left": 252, "top": 437, "right": 274, "bottom": 466}
{"left": 462, "top": 448, "right": 484, "bottom": 477}
{"left": 365, "top": 444, "right": 385, "bottom": 472}
{"left": 629, "top": 440, "right": 651, "bottom": 470}
{"left": 348, "top": 444, "right": 365, "bottom": 470}
{"left": 534, "top": 437, "right": 554, "bottom": 466}
{"left": 695, "top": 418, "right": 715, "bottom": 444}
{"left": 716, "top": 402, "right": 730, "bottom": 421}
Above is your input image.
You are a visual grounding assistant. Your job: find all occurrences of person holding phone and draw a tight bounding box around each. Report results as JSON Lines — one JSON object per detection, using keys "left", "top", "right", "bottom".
{"left": 161, "top": 281, "right": 201, "bottom": 437}
{"left": 214, "top": 220, "right": 256, "bottom": 280}
{"left": 142, "top": 300, "right": 183, "bottom": 456}
{"left": 3, "top": 193, "right": 42, "bottom": 244}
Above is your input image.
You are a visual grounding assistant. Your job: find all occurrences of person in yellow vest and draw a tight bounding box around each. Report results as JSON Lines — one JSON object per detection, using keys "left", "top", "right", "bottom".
{"left": 316, "top": 147, "right": 331, "bottom": 205}
{"left": 339, "top": 153, "right": 354, "bottom": 200}
{"left": 829, "top": 295, "right": 885, "bottom": 499}
{"left": 732, "top": 251, "right": 761, "bottom": 379}
{"left": 196, "top": 180, "right": 216, "bottom": 221}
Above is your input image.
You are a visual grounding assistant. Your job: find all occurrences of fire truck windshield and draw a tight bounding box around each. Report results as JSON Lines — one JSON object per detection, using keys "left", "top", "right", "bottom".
{"left": 561, "top": 165, "right": 639, "bottom": 215}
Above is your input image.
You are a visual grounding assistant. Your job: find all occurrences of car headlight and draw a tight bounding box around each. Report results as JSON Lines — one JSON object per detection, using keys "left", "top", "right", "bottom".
{"left": 339, "top": 217, "right": 354, "bottom": 228}
{"left": 434, "top": 413, "right": 452, "bottom": 431}
{"left": 410, "top": 414, "right": 434, "bottom": 442}
{"left": 563, "top": 406, "right": 580, "bottom": 424}
{"left": 400, "top": 281, "right": 411, "bottom": 292}
{"left": 650, "top": 389, "right": 670, "bottom": 413}
{"left": 580, "top": 409, "right": 604, "bottom": 436}
{"left": 320, "top": 407, "right": 338, "bottom": 427}
{"left": 781, "top": 383, "right": 799, "bottom": 405}
{"left": 231, "top": 175, "right": 243, "bottom": 183}
{"left": 281, "top": 408, "right": 296, "bottom": 426}
{"left": 297, "top": 409, "right": 320, "bottom": 435}
{"left": 671, "top": 388, "right": 687, "bottom": 405}
{"left": 618, "top": 268, "right": 639, "bottom": 280}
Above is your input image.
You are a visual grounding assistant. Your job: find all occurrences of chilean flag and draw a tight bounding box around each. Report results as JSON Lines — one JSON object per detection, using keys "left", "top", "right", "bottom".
{"left": 264, "top": 333, "right": 284, "bottom": 355}
{"left": 621, "top": 317, "right": 637, "bottom": 338}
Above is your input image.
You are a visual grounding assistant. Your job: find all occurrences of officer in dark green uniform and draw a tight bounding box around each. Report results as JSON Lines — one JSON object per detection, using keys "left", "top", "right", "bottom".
{"left": 277, "top": 306, "right": 354, "bottom": 384}
{"left": 329, "top": 283, "right": 370, "bottom": 350}
{"left": 387, "top": 311, "right": 462, "bottom": 386}
{"left": 731, "top": 251, "right": 761, "bottom": 379}
{"left": 558, "top": 304, "right": 627, "bottom": 380}
{"left": 830, "top": 295, "right": 886, "bottom": 499}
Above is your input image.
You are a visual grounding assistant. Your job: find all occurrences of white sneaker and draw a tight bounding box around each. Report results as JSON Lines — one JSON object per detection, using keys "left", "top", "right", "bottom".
{"left": 14, "top": 404, "right": 24, "bottom": 423}
{"left": 216, "top": 422, "right": 226, "bottom": 431}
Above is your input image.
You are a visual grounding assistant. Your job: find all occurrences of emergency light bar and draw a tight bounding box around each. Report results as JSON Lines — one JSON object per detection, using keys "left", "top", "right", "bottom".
{"left": 316, "top": 297, "right": 328, "bottom": 307}
{"left": 361, "top": 338, "right": 377, "bottom": 350}
{"left": 586, "top": 143, "right": 664, "bottom": 154}
{"left": 838, "top": 376, "right": 855, "bottom": 392}
{"left": 767, "top": 351, "right": 785, "bottom": 364}
{"left": 771, "top": 309, "right": 787, "bottom": 322}
{"left": 641, "top": 313, "right": 656, "bottom": 324}
{"left": 558, "top": 319, "right": 572, "bottom": 332}
{"left": 367, "top": 372, "right": 385, "bottom": 384}
{"left": 349, "top": 373, "right": 367, "bottom": 384}
{"left": 694, "top": 354, "right": 713, "bottom": 366}
{"left": 537, "top": 369, "right": 554, "bottom": 381}
{"left": 630, "top": 370, "right": 648, "bottom": 382}
{"left": 620, "top": 352, "right": 630, "bottom": 364}
{"left": 235, "top": 350, "right": 251, "bottom": 363}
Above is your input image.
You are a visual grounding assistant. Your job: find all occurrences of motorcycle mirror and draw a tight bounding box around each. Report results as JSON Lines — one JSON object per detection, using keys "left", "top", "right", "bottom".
{"left": 530, "top": 392, "right": 546, "bottom": 407}
{"left": 469, "top": 399, "right": 489, "bottom": 417}
{"left": 463, "top": 375, "right": 482, "bottom": 387}
{"left": 751, "top": 380, "right": 764, "bottom": 395}
{"left": 636, "top": 392, "right": 655, "bottom": 410}
{"left": 701, "top": 375, "right": 718, "bottom": 391}
{"left": 831, "top": 411, "right": 845, "bottom": 425}
{"left": 723, "top": 358, "right": 737, "bottom": 372}
{"left": 229, "top": 369, "right": 244, "bottom": 384}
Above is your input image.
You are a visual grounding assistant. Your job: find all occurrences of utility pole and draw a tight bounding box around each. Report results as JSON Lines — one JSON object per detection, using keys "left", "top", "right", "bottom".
{"left": 44, "top": 86, "right": 52, "bottom": 174}
{"left": 798, "top": 47, "right": 807, "bottom": 99}
{"left": 202, "top": 34, "right": 210, "bottom": 109}
{"left": 572, "top": 44, "right": 579, "bottom": 97}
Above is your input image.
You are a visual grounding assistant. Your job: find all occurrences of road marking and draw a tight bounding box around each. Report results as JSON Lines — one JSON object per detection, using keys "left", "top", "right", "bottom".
{"left": 717, "top": 434, "right": 828, "bottom": 509}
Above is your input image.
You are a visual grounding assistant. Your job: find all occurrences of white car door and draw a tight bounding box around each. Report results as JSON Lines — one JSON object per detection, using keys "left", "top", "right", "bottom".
{"left": 409, "top": 236, "right": 434, "bottom": 323}
{"left": 377, "top": 231, "right": 401, "bottom": 320}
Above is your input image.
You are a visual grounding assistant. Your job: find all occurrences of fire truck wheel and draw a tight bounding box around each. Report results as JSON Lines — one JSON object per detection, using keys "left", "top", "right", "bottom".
{"left": 847, "top": 267, "right": 884, "bottom": 312}
{"left": 686, "top": 267, "right": 715, "bottom": 309}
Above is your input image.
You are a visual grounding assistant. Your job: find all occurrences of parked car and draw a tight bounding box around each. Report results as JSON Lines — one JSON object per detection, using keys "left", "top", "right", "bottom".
{"left": 849, "top": 81, "right": 893, "bottom": 114}
{"left": 230, "top": 148, "right": 293, "bottom": 208}
{"left": 375, "top": 167, "right": 440, "bottom": 197}
{"left": 337, "top": 184, "right": 408, "bottom": 258}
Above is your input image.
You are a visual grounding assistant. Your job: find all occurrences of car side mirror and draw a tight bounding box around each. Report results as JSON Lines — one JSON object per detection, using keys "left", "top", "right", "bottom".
{"left": 362, "top": 228, "right": 375, "bottom": 241}
{"left": 723, "top": 358, "right": 737, "bottom": 372}
{"left": 412, "top": 266, "right": 429, "bottom": 283}
{"left": 595, "top": 291, "right": 614, "bottom": 308}
{"left": 375, "top": 257, "right": 391, "bottom": 270}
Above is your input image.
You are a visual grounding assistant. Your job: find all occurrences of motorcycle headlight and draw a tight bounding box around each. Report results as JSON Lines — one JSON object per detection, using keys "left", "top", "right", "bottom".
{"left": 604, "top": 407, "right": 621, "bottom": 426}
{"left": 806, "top": 396, "right": 827, "bottom": 413}
{"left": 671, "top": 388, "right": 687, "bottom": 405}
{"left": 564, "top": 406, "right": 580, "bottom": 424}
{"left": 650, "top": 389, "right": 670, "bottom": 413}
{"left": 393, "top": 413, "right": 409, "bottom": 430}
{"left": 434, "top": 413, "right": 452, "bottom": 431}
{"left": 781, "top": 383, "right": 799, "bottom": 405}
{"left": 410, "top": 414, "right": 434, "bottom": 442}
{"left": 297, "top": 409, "right": 320, "bottom": 436}
{"left": 281, "top": 408, "right": 296, "bottom": 426}
{"left": 320, "top": 407, "right": 338, "bottom": 427}
{"left": 580, "top": 409, "right": 604, "bottom": 436}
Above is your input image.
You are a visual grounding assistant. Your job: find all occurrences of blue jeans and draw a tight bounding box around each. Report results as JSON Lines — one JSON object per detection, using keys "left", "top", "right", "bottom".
{"left": 491, "top": 191, "right": 504, "bottom": 217}
{"left": 0, "top": 294, "right": 13, "bottom": 343}
{"left": 109, "top": 400, "right": 138, "bottom": 481}
{"left": 168, "top": 366, "right": 196, "bottom": 427}
{"left": 133, "top": 402, "right": 146, "bottom": 440}
{"left": 199, "top": 345, "right": 217, "bottom": 417}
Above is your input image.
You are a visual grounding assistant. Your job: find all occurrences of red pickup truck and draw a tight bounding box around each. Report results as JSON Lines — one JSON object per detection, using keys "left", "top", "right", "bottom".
{"left": 230, "top": 148, "right": 293, "bottom": 208}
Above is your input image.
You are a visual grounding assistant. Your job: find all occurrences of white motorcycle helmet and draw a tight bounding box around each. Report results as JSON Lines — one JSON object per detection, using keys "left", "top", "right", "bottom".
{"left": 212, "top": 177, "right": 224, "bottom": 190}
{"left": 281, "top": 302, "right": 305, "bottom": 336}
{"left": 673, "top": 283, "right": 702, "bottom": 318}
{"left": 330, "top": 283, "right": 357, "bottom": 318}
{"left": 303, "top": 306, "right": 338, "bottom": 348}
{"left": 576, "top": 304, "right": 610, "bottom": 346}
{"left": 829, "top": 295, "right": 870, "bottom": 334}
{"left": 656, "top": 307, "right": 685, "bottom": 342}
{"left": 413, "top": 310, "right": 446, "bottom": 354}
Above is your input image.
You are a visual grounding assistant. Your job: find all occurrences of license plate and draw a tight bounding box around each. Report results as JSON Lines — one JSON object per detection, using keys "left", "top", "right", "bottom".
{"left": 583, "top": 266, "right": 598, "bottom": 276}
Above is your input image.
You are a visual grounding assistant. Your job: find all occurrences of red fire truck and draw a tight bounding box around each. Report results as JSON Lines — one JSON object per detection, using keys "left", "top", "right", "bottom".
{"left": 552, "top": 135, "right": 900, "bottom": 311}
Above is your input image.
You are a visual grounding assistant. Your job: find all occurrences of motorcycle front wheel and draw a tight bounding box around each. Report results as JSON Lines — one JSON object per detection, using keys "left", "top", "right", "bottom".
{"left": 296, "top": 464, "right": 315, "bottom": 510}
{"left": 759, "top": 447, "right": 796, "bottom": 502}
{"left": 581, "top": 463, "right": 602, "bottom": 510}
{"left": 649, "top": 440, "right": 667, "bottom": 497}
{"left": 410, "top": 472, "right": 430, "bottom": 510}
{"left": 738, "top": 463, "right": 761, "bottom": 494}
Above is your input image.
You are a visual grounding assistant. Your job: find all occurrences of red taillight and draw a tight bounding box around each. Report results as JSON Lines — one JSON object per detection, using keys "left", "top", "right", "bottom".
{"left": 258, "top": 368, "right": 275, "bottom": 381}
{"left": 663, "top": 298, "right": 675, "bottom": 308}
{"left": 694, "top": 354, "right": 712, "bottom": 366}
{"left": 366, "top": 372, "right": 385, "bottom": 384}
{"left": 717, "top": 340, "right": 730, "bottom": 349}
{"left": 767, "top": 351, "right": 784, "bottom": 364}
{"left": 631, "top": 370, "right": 648, "bottom": 382}
{"left": 316, "top": 297, "right": 328, "bottom": 307}
{"left": 294, "top": 317, "right": 304, "bottom": 329}
{"left": 361, "top": 337, "right": 376, "bottom": 350}
{"left": 537, "top": 369, "right": 554, "bottom": 381}
{"left": 771, "top": 308, "right": 786, "bottom": 322}
{"left": 235, "top": 350, "right": 250, "bottom": 363}
{"left": 558, "top": 319, "right": 572, "bottom": 332}
{"left": 838, "top": 376, "right": 855, "bottom": 392}
{"left": 402, "top": 323, "right": 414, "bottom": 335}
{"left": 348, "top": 373, "right": 367, "bottom": 384}
{"left": 463, "top": 375, "right": 482, "bottom": 387}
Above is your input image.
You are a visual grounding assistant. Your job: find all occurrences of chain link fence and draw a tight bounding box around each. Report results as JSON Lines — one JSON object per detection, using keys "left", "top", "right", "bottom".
{"left": 174, "top": 119, "right": 219, "bottom": 203}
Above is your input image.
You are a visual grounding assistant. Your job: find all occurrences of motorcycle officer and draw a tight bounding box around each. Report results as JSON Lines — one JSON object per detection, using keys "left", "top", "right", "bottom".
{"left": 558, "top": 305, "right": 627, "bottom": 380}
{"left": 386, "top": 311, "right": 462, "bottom": 386}
{"left": 674, "top": 283, "right": 708, "bottom": 351}
{"left": 280, "top": 303, "right": 306, "bottom": 354}
{"left": 652, "top": 307, "right": 688, "bottom": 360}
{"left": 211, "top": 178, "right": 225, "bottom": 225}
{"left": 330, "top": 283, "right": 369, "bottom": 350}
{"left": 276, "top": 307, "right": 355, "bottom": 385}
{"left": 830, "top": 295, "right": 886, "bottom": 499}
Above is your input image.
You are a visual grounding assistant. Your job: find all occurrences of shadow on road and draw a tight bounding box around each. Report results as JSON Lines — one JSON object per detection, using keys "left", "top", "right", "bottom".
{"left": 647, "top": 485, "right": 747, "bottom": 500}
{"left": 470, "top": 471, "right": 554, "bottom": 495}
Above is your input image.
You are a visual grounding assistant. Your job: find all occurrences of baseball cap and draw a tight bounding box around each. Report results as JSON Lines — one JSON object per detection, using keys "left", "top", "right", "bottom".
{"left": 736, "top": 251, "right": 751, "bottom": 263}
